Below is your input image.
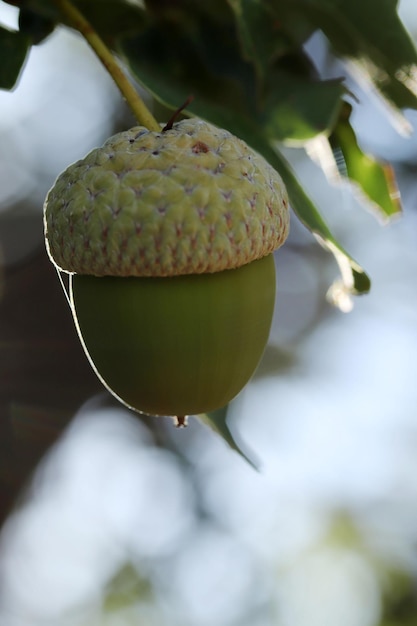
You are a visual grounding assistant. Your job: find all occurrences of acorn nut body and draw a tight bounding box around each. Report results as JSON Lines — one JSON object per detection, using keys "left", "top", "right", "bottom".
{"left": 44, "top": 118, "right": 290, "bottom": 418}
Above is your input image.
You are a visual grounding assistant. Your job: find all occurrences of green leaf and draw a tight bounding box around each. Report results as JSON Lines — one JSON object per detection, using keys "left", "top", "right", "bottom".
{"left": 331, "top": 104, "right": 402, "bottom": 223}
{"left": 119, "top": 18, "right": 259, "bottom": 128}
{"left": 233, "top": 0, "right": 316, "bottom": 56}
{"left": 322, "top": 0, "right": 417, "bottom": 111}
{"left": 262, "top": 62, "right": 346, "bottom": 142}
{"left": 267, "top": 0, "right": 417, "bottom": 119}
{"left": 18, "top": 7, "right": 56, "bottom": 45}
{"left": 0, "top": 24, "right": 31, "bottom": 90}
{"left": 226, "top": 0, "right": 294, "bottom": 80}
{"left": 24, "top": 0, "right": 147, "bottom": 43}
{"left": 120, "top": 17, "right": 345, "bottom": 142}
{"left": 144, "top": 0, "right": 234, "bottom": 22}
{"left": 199, "top": 406, "right": 259, "bottom": 468}
{"left": 104, "top": 564, "right": 153, "bottom": 612}
{"left": 256, "top": 140, "right": 371, "bottom": 303}
{"left": 75, "top": 0, "right": 146, "bottom": 40}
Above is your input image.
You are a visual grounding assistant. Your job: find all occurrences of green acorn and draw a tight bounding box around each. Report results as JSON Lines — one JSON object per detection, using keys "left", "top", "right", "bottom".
{"left": 44, "top": 118, "right": 289, "bottom": 423}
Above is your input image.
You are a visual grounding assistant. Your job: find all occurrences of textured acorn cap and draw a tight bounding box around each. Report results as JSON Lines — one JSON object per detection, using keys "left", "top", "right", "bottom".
{"left": 44, "top": 118, "right": 290, "bottom": 277}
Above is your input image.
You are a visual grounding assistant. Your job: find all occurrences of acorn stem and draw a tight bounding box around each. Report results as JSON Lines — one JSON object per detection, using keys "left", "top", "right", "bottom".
{"left": 53, "top": 0, "right": 160, "bottom": 131}
{"left": 174, "top": 416, "right": 188, "bottom": 428}
{"left": 162, "top": 95, "right": 194, "bottom": 132}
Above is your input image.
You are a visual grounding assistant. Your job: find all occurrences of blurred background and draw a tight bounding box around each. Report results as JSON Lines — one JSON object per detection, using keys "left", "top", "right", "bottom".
{"left": 1, "top": 1, "right": 417, "bottom": 625}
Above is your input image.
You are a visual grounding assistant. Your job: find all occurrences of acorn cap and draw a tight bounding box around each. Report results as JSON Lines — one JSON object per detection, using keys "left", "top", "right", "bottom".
{"left": 44, "top": 118, "right": 290, "bottom": 277}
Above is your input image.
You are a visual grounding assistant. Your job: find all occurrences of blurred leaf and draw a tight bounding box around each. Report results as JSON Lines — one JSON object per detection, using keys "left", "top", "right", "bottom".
{"left": 104, "top": 563, "right": 153, "bottom": 612}
{"left": 229, "top": 0, "right": 315, "bottom": 61}
{"left": 331, "top": 104, "right": 402, "bottom": 223}
{"left": 381, "top": 572, "right": 417, "bottom": 626}
{"left": 119, "top": 18, "right": 259, "bottom": 129}
{"left": 120, "top": 13, "right": 345, "bottom": 142}
{"left": 226, "top": 0, "right": 293, "bottom": 80}
{"left": 18, "top": 6, "right": 56, "bottom": 45}
{"left": 262, "top": 60, "right": 346, "bottom": 142}
{"left": 74, "top": 0, "right": 147, "bottom": 41}
{"left": 24, "top": 0, "right": 147, "bottom": 42}
{"left": 27, "top": 0, "right": 417, "bottom": 124}
{"left": 254, "top": 345, "right": 298, "bottom": 378}
{"left": 266, "top": 0, "right": 417, "bottom": 119}
{"left": 0, "top": 24, "right": 31, "bottom": 90}
{"left": 257, "top": 140, "right": 371, "bottom": 299}
{"left": 144, "top": 0, "right": 234, "bottom": 21}
{"left": 199, "top": 406, "right": 259, "bottom": 469}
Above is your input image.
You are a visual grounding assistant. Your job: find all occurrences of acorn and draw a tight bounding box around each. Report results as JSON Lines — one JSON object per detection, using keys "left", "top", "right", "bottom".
{"left": 44, "top": 118, "right": 289, "bottom": 423}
